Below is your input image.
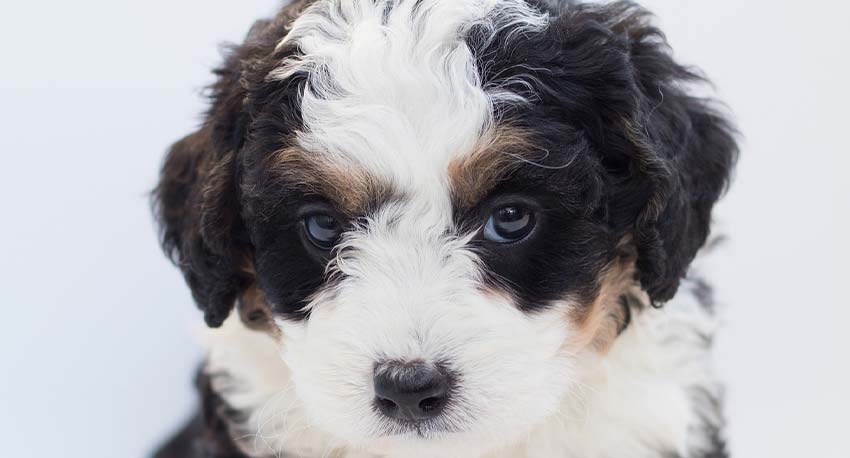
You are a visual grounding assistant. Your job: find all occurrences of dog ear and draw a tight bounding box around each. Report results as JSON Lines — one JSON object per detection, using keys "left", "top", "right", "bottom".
{"left": 603, "top": 4, "right": 739, "bottom": 304}
{"left": 154, "top": 13, "right": 308, "bottom": 327}
{"left": 153, "top": 40, "right": 256, "bottom": 328}
{"left": 154, "top": 125, "right": 251, "bottom": 328}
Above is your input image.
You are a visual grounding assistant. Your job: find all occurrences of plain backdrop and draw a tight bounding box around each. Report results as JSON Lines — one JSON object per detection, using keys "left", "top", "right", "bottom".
{"left": 1, "top": 1, "right": 848, "bottom": 457}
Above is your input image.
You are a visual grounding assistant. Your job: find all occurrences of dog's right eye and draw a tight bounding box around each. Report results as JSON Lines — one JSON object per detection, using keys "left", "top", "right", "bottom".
{"left": 483, "top": 204, "right": 537, "bottom": 243}
{"left": 303, "top": 214, "right": 342, "bottom": 250}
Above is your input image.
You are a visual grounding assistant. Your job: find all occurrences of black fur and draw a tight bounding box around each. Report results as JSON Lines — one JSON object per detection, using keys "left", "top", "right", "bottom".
{"left": 153, "top": 1, "right": 736, "bottom": 456}
{"left": 463, "top": 1, "right": 738, "bottom": 310}
{"left": 153, "top": 1, "right": 318, "bottom": 326}
{"left": 154, "top": 0, "right": 736, "bottom": 325}
{"left": 153, "top": 371, "right": 248, "bottom": 458}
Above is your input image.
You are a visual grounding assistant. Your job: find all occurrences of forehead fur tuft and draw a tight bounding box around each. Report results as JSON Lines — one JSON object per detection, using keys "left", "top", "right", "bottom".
{"left": 267, "top": 0, "right": 549, "bottom": 192}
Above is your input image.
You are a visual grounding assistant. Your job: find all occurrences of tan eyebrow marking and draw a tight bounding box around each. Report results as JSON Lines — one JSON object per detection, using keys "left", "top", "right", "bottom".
{"left": 447, "top": 126, "right": 536, "bottom": 208}
{"left": 266, "top": 146, "right": 391, "bottom": 215}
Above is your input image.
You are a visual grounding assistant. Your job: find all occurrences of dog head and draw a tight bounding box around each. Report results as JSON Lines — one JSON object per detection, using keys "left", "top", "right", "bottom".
{"left": 154, "top": 0, "right": 736, "bottom": 455}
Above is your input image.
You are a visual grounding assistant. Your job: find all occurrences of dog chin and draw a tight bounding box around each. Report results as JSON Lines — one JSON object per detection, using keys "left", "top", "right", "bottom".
{"left": 363, "top": 431, "right": 509, "bottom": 458}
{"left": 341, "top": 401, "right": 560, "bottom": 458}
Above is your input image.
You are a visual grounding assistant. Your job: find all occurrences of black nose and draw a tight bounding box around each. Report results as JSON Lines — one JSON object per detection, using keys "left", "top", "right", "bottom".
{"left": 374, "top": 361, "right": 450, "bottom": 422}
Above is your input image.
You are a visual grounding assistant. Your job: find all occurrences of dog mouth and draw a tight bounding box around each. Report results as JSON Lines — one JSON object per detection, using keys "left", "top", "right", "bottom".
{"left": 373, "top": 413, "right": 465, "bottom": 440}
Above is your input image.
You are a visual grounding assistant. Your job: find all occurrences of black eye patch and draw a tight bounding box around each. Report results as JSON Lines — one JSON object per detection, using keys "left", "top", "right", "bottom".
{"left": 453, "top": 161, "right": 618, "bottom": 313}
{"left": 249, "top": 206, "right": 331, "bottom": 320}
{"left": 243, "top": 182, "right": 397, "bottom": 321}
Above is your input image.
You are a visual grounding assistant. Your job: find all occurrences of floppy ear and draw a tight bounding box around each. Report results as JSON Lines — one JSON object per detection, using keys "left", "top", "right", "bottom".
{"left": 606, "top": 4, "right": 739, "bottom": 304}
{"left": 154, "top": 13, "right": 308, "bottom": 327}
{"left": 154, "top": 125, "right": 252, "bottom": 328}
{"left": 153, "top": 38, "right": 256, "bottom": 327}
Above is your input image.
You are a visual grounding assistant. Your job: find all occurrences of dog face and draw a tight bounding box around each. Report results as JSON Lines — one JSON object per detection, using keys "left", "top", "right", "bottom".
{"left": 155, "top": 1, "right": 736, "bottom": 455}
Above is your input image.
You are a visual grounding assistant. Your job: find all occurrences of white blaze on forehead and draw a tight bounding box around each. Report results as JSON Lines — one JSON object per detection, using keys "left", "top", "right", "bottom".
{"left": 271, "top": 0, "right": 548, "bottom": 198}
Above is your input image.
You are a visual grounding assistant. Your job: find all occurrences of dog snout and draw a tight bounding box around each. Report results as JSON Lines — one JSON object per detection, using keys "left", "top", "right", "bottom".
{"left": 373, "top": 361, "right": 450, "bottom": 422}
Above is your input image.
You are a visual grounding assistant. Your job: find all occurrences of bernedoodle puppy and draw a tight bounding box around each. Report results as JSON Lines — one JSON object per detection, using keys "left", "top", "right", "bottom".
{"left": 152, "top": 1, "right": 738, "bottom": 457}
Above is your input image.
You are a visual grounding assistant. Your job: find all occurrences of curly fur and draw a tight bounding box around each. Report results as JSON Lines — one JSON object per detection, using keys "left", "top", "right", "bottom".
{"left": 152, "top": 1, "right": 737, "bottom": 457}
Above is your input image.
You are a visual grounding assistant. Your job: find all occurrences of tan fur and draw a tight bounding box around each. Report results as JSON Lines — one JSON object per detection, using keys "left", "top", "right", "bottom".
{"left": 238, "top": 286, "right": 281, "bottom": 339}
{"left": 569, "top": 250, "right": 640, "bottom": 353}
{"left": 448, "top": 127, "right": 535, "bottom": 207}
{"left": 268, "top": 147, "right": 389, "bottom": 215}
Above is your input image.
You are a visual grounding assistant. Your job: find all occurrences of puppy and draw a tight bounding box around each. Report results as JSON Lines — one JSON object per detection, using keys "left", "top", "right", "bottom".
{"left": 153, "top": 1, "right": 738, "bottom": 457}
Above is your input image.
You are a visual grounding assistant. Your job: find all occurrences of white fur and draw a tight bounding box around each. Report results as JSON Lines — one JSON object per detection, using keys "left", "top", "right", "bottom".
{"left": 199, "top": 1, "right": 723, "bottom": 457}
{"left": 271, "top": 0, "right": 547, "bottom": 199}
{"left": 278, "top": 198, "right": 576, "bottom": 457}
{"left": 203, "top": 276, "right": 721, "bottom": 458}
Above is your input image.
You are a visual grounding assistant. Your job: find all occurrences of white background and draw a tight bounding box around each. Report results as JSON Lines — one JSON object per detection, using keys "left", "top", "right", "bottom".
{"left": 1, "top": 1, "right": 848, "bottom": 457}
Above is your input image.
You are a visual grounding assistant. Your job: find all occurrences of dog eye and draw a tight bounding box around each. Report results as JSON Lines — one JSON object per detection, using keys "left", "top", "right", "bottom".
{"left": 303, "top": 214, "right": 342, "bottom": 250}
{"left": 483, "top": 205, "right": 536, "bottom": 243}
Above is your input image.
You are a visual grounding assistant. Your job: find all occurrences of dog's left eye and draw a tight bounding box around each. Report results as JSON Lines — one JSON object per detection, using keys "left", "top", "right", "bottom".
{"left": 303, "top": 214, "right": 342, "bottom": 250}
{"left": 483, "top": 205, "right": 536, "bottom": 243}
